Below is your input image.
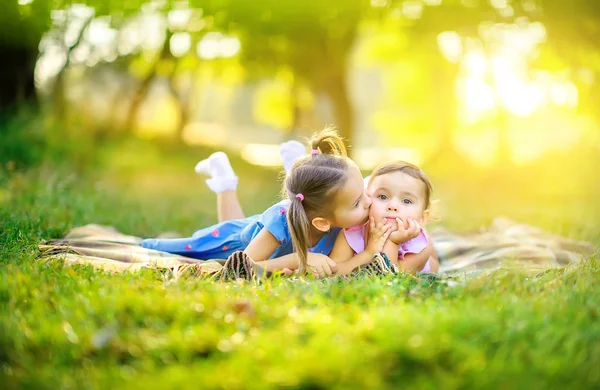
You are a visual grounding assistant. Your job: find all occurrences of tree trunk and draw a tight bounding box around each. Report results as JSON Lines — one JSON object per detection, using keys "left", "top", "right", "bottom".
{"left": 0, "top": 45, "right": 38, "bottom": 115}
{"left": 322, "top": 69, "right": 354, "bottom": 152}
{"left": 0, "top": 0, "right": 47, "bottom": 117}
{"left": 167, "top": 74, "right": 191, "bottom": 142}
{"left": 422, "top": 55, "right": 461, "bottom": 168}
{"left": 125, "top": 30, "right": 172, "bottom": 131}
{"left": 53, "top": 16, "right": 94, "bottom": 121}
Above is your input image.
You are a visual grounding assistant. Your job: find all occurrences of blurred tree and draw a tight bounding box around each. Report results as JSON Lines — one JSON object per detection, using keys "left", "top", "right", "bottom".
{"left": 531, "top": 0, "right": 600, "bottom": 127}
{"left": 125, "top": 28, "right": 173, "bottom": 133}
{"left": 5, "top": 0, "right": 599, "bottom": 154}
{"left": 0, "top": 0, "right": 50, "bottom": 114}
{"left": 197, "top": 0, "right": 372, "bottom": 145}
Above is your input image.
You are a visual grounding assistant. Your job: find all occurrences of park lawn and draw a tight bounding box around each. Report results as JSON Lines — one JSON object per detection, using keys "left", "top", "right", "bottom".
{"left": 1, "top": 138, "right": 599, "bottom": 389}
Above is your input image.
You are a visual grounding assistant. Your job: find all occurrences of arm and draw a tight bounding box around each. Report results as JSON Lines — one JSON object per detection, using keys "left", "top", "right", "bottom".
{"left": 255, "top": 252, "right": 298, "bottom": 271}
{"left": 243, "top": 230, "right": 324, "bottom": 275}
{"left": 328, "top": 231, "right": 355, "bottom": 263}
{"left": 243, "top": 229, "right": 280, "bottom": 261}
{"left": 382, "top": 240, "right": 399, "bottom": 266}
{"left": 397, "top": 239, "right": 433, "bottom": 273}
{"left": 256, "top": 252, "right": 338, "bottom": 278}
{"left": 332, "top": 218, "right": 392, "bottom": 275}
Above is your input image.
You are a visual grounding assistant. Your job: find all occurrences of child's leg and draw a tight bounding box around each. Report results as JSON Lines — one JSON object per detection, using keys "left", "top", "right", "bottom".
{"left": 195, "top": 152, "right": 245, "bottom": 222}
{"left": 217, "top": 190, "right": 245, "bottom": 222}
{"left": 142, "top": 236, "right": 202, "bottom": 256}
{"left": 195, "top": 141, "right": 305, "bottom": 222}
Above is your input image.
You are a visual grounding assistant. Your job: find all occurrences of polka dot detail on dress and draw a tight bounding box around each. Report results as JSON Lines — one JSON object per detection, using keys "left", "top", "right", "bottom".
{"left": 222, "top": 245, "right": 228, "bottom": 251}
{"left": 185, "top": 244, "right": 192, "bottom": 250}
{"left": 211, "top": 229, "right": 220, "bottom": 237}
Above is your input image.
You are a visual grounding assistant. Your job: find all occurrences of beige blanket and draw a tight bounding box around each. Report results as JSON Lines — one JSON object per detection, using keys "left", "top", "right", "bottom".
{"left": 38, "top": 218, "right": 596, "bottom": 276}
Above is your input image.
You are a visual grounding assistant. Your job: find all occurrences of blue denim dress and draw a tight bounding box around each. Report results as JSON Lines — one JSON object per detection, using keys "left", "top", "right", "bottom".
{"left": 141, "top": 200, "right": 340, "bottom": 260}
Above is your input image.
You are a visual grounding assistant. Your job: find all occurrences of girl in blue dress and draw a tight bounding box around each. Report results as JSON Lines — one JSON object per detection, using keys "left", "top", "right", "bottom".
{"left": 141, "top": 128, "right": 374, "bottom": 275}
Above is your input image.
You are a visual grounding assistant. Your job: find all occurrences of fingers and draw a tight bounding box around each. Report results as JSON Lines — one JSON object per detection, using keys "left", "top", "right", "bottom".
{"left": 408, "top": 218, "right": 421, "bottom": 237}
{"left": 309, "top": 265, "right": 325, "bottom": 279}
{"left": 370, "top": 219, "right": 392, "bottom": 238}
{"left": 383, "top": 227, "right": 392, "bottom": 240}
{"left": 396, "top": 218, "right": 403, "bottom": 230}
{"left": 309, "top": 263, "right": 334, "bottom": 278}
{"left": 327, "top": 258, "right": 338, "bottom": 274}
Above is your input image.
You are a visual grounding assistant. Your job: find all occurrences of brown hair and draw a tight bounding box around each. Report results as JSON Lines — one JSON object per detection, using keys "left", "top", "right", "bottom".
{"left": 368, "top": 161, "right": 433, "bottom": 210}
{"left": 284, "top": 127, "right": 351, "bottom": 274}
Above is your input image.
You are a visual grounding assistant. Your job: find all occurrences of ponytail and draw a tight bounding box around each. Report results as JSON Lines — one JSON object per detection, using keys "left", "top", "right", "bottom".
{"left": 286, "top": 197, "right": 311, "bottom": 274}
{"left": 310, "top": 126, "right": 347, "bottom": 157}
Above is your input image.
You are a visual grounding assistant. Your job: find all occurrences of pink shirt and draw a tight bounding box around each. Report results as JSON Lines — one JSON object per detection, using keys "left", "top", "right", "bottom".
{"left": 343, "top": 224, "right": 432, "bottom": 273}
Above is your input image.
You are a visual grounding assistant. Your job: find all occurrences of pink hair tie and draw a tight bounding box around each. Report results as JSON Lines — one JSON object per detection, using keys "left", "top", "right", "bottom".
{"left": 296, "top": 193, "right": 305, "bottom": 202}
{"left": 311, "top": 149, "right": 320, "bottom": 156}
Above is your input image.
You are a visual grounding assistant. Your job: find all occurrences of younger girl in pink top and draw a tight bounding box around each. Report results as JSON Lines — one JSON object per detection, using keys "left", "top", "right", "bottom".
{"left": 330, "top": 161, "right": 438, "bottom": 274}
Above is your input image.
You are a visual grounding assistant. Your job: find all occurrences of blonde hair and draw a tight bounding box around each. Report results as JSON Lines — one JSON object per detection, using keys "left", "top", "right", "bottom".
{"left": 368, "top": 161, "right": 433, "bottom": 210}
{"left": 284, "top": 127, "right": 351, "bottom": 274}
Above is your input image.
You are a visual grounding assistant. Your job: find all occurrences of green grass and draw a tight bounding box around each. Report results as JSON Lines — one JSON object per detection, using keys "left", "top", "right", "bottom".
{"left": 1, "top": 138, "right": 599, "bottom": 389}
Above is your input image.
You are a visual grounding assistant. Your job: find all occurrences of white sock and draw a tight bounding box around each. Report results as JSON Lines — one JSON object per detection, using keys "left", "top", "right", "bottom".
{"left": 205, "top": 177, "right": 238, "bottom": 193}
{"left": 195, "top": 152, "right": 235, "bottom": 177}
{"left": 279, "top": 140, "right": 306, "bottom": 174}
{"left": 194, "top": 157, "right": 212, "bottom": 176}
{"left": 195, "top": 152, "right": 238, "bottom": 193}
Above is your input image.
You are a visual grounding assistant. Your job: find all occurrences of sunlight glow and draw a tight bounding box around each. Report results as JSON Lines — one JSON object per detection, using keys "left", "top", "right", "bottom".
{"left": 354, "top": 148, "right": 421, "bottom": 170}
{"left": 85, "top": 19, "right": 117, "bottom": 46}
{"left": 196, "top": 33, "right": 241, "bottom": 59}
{"left": 370, "top": 0, "right": 389, "bottom": 7}
{"left": 240, "top": 144, "right": 282, "bottom": 167}
{"left": 437, "top": 31, "right": 462, "bottom": 63}
{"left": 167, "top": 9, "right": 192, "bottom": 30}
{"left": 140, "top": 12, "right": 167, "bottom": 51}
{"left": 170, "top": 32, "right": 191, "bottom": 57}
{"left": 182, "top": 122, "right": 229, "bottom": 147}
{"left": 464, "top": 51, "right": 487, "bottom": 76}
{"left": 461, "top": 78, "right": 495, "bottom": 113}
{"left": 498, "top": 81, "right": 544, "bottom": 117}
{"left": 34, "top": 49, "right": 66, "bottom": 88}
{"left": 455, "top": 128, "right": 498, "bottom": 167}
{"left": 452, "top": 18, "right": 583, "bottom": 165}
{"left": 549, "top": 82, "right": 578, "bottom": 107}
{"left": 402, "top": 1, "right": 424, "bottom": 20}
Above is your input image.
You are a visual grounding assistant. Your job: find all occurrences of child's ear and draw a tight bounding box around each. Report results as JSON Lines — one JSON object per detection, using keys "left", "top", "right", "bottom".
{"left": 421, "top": 209, "right": 430, "bottom": 226}
{"left": 311, "top": 217, "right": 331, "bottom": 233}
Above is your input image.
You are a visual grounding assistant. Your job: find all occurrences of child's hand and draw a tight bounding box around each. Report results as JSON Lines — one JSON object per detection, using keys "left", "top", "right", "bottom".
{"left": 307, "top": 253, "right": 338, "bottom": 278}
{"left": 389, "top": 218, "right": 421, "bottom": 246}
{"left": 366, "top": 217, "right": 393, "bottom": 253}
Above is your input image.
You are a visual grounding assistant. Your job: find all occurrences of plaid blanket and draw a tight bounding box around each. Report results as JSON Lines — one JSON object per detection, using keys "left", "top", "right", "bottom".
{"left": 38, "top": 218, "right": 596, "bottom": 277}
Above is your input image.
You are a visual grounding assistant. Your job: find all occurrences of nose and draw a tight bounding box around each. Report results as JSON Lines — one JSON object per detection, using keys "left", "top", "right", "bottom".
{"left": 364, "top": 193, "right": 372, "bottom": 208}
{"left": 387, "top": 201, "right": 398, "bottom": 212}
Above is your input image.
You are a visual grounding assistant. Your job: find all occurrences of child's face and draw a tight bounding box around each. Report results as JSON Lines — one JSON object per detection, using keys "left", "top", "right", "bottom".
{"left": 329, "top": 163, "right": 372, "bottom": 228}
{"left": 367, "top": 171, "right": 429, "bottom": 230}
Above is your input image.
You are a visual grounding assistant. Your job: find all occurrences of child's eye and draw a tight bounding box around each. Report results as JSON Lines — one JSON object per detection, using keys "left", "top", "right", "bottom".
{"left": 402, "top": 199, "right": 413, "bottom": 204}
{"left": 378, "top": 194, "right": 387, "bottom": 200}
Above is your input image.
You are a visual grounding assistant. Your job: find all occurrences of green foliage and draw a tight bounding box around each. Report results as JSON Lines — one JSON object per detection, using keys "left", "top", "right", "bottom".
{"left": 0, "top": 112, "right": 47, "bottom": 170}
